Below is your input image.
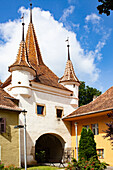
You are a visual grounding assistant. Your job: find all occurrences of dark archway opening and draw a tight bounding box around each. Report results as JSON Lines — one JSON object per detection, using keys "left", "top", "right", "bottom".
{"left": 35, "top": 134, "right": 64, "bottom": 163}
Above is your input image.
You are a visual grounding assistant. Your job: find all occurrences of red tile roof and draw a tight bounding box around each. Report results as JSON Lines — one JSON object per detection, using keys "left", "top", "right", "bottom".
{"left": 9, "top": 40, "right": 35, "bottom": 73}
{"left": 0, "top": 87, "right": 22, "bottom": 112}
{"left": 2, "top": 8, "right": 73, "bottom": 93}
{"left": 64, "top": 86, "right": 113, "bottom": 119}
{"left": 59, "top": 60, "right": 80, "bottom": 84}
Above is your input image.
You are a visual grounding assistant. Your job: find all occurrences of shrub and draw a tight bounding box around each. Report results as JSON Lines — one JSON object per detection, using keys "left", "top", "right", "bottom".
{"left": 0, "top": 162, "right": 21, "bottom": 170}
{"left": 0, "top": 161, "right": 4, "bottom": 170}
{"left": 65, "top": 156, "right": 108, "bottom": 170}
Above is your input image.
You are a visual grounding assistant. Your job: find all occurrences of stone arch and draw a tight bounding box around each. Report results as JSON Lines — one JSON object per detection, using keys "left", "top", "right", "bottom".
{"left": 35, "top": 133, "right": 65, "bottom": 163}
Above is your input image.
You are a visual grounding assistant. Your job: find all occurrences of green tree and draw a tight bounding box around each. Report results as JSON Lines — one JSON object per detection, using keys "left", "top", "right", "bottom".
{"left": 78, "top": 127, "right": 97, "bottom": 161}
{"left": 86, "top": 128, "right": 97, "bottom": 160}
{"left": 97, "top": 0, "right": 113, "bottom": 16}
{"left": 78, "top": 127, "right": 88, "bottom": 160}
{"left": 79, "top": 81, "right": 102, "bottom": 106}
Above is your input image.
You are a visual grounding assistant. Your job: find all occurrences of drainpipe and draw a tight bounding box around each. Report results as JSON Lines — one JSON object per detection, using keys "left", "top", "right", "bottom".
{"left": 75, "top": 122, "right": 78, "bottom": 161}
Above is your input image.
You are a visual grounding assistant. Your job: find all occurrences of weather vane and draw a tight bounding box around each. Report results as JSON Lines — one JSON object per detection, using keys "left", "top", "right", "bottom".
{"left": 21, "top": 13, "right": 24, "bottom": 23}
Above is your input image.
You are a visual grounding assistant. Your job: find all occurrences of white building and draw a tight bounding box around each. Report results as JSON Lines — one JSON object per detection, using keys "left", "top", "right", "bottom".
{"left": 2, "top": 3, "right": 80, "bottom": 166}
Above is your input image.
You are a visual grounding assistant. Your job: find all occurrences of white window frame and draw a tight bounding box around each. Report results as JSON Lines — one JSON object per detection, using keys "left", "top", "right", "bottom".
{"left": 92, "top": 123, "right": 99, "bottom": 135}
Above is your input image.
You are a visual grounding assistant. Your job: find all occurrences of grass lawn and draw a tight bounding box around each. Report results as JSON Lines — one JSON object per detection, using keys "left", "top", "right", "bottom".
{"left": 22, "top": 166, "right": 64, "bottom": 170}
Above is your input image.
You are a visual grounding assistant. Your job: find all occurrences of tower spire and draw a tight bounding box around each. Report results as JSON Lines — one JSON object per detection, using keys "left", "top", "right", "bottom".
{"left": 66, "top": 37, "right": 70, "bottom": 60}
{"left": 21, "top": 14, "right": 25, "bottom": 41}
{"left": 30, "top": 2, "right": 32, "bottom": 23}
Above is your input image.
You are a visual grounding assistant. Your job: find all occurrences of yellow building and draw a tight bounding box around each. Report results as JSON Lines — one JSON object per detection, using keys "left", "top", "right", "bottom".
{"left": 0, "top": 87, "right": 22, "bottom": 167}
{"left": 63, "top": 86, "right": 113, "bottom": 166}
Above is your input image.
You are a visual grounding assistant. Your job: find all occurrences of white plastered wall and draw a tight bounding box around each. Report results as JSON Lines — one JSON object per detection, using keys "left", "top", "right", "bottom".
{"left": 17, "top": 87, "right": 75, "bottom": 165}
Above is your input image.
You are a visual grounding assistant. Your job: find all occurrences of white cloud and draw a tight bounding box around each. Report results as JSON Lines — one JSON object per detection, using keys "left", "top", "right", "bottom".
{"left": 85, "top": 13, "right": 101, "bottom": 24}
{"left": 0, "top": 6, "right": 101, "bottom": 84}
{"left": 60, "top": 6, "right": 75, "bottom": 22}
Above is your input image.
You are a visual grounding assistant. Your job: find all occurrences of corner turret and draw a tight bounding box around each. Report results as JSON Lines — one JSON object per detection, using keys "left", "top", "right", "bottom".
{"left": 59, "top": 38, "right": 80, "bottom": 107}
{"left": 9, "top": 15, "right": 36, "bottom": 97}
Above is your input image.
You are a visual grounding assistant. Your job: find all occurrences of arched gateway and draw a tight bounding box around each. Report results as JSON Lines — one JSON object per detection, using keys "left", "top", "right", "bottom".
{"left": 35, "top": 134, "right": 65, "bottom": 163}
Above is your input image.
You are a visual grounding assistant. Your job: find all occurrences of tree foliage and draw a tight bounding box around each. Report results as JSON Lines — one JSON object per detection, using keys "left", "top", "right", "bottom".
{"left": 78, "top": 127, "right": 97, "bottom": 161}
{"left": 97, "top": 0, "right": 113, "bottom": 16}
{"left": 79, "top": 81, "right": 102, "bottom": 106}
{"left": 104, "top": 113, "right": 113, "bottom": 146}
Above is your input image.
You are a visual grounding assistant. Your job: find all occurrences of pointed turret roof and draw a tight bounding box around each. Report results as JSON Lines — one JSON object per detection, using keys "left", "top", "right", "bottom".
{"left": 25, "top": 3, "right": 44, "bottom": 67}
{"left": 59, "top": 39, "right": 80, "bottom": 84}
{"left": 24, "top": 3, "right": 71, "bottom": 91}
{"left": 3, "top": 3, "right": 71, "bottom": 92}
{"left": 9, "top": 21, "right": 35, "bottom": 74}
{"left": 60, "top": 60, "right": 80, "bottom": 83}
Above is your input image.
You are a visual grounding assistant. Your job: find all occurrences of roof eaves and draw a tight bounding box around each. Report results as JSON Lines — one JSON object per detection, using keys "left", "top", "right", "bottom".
{"left": 63, "top": 107, "right": 113, "bottom": 120}
{"left": 0, "top": 106, "right": 22, "bottom": 113}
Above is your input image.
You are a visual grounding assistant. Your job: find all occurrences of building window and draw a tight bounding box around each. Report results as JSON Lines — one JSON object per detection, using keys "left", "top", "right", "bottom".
{"left": 97, "top": 149, "right": 104, "bottom": 159}
{"left": 83, "top": 125, "right": 89, "bottom": 130}
{"left": 0, "top": 118, "right": 6, "bottom": 133}
{"left": 56, "top": 107, "right": 64, "bottom": 118}
{"left": 92, "top": 123, "right": 99, "bottom": 135}
{"left": 36, "top": 104, "right": 46, "bottom": 116}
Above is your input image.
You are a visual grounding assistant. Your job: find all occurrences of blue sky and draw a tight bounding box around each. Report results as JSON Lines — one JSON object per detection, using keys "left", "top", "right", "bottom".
{"left": 0, "top": 0, "right": 113, "bottom": 93}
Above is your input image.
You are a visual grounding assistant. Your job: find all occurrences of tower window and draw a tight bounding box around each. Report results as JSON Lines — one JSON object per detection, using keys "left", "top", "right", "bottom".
{"left": 18, "top": 81, "right": 21, "bottom": 84}
{"left": 56, "top": 107, "right": 64, "bottom": 118}
{"left": 73, "top": 84, "right": 75, "bottom": 87}
{"left": 36, "top": 104, "right": 46, "bottom": 116}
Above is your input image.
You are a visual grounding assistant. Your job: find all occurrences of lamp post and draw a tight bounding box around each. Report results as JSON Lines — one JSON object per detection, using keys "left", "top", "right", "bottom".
{"left": 75, "top": 122, "right": 78, "bottom": 161}
{"left": 14, "top": 110, "right": 27, "bottom": 170}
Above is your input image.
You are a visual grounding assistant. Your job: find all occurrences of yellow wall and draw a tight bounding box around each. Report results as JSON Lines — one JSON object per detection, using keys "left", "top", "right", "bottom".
{"left": 0, "top": 110, "right": 20, "bottom": 167}
{"left": 71, "top": 113, "right": 113, "bottom": 166}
